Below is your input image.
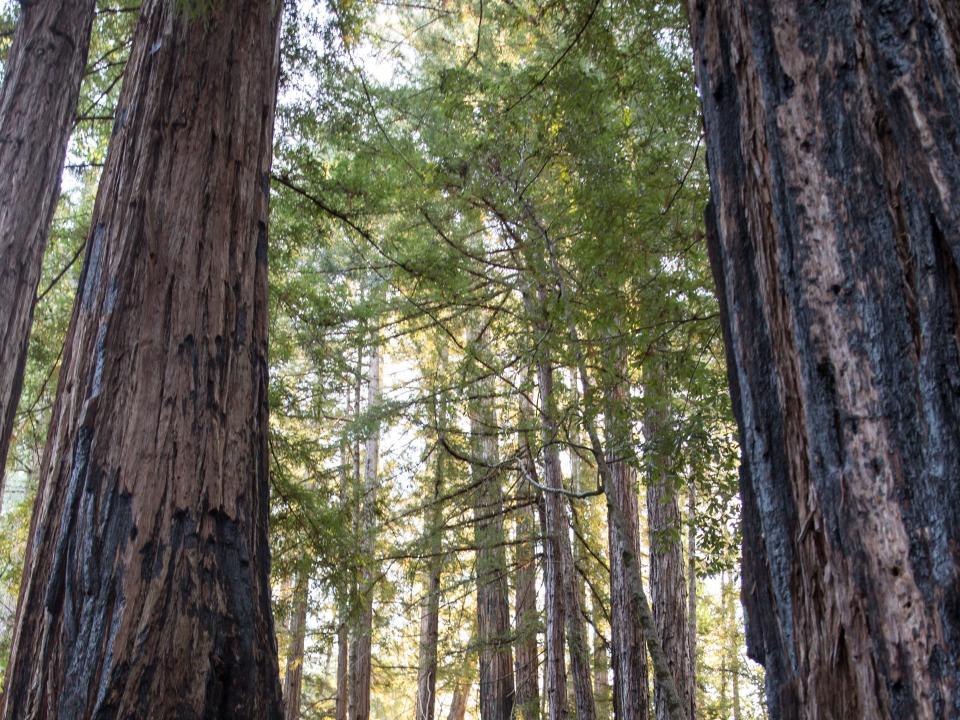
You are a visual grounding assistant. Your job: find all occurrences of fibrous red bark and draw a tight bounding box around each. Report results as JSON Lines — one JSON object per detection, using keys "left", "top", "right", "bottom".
{"left": 689, "top": 1, "right": 960, "bottom": 717}
{"left": 0, "top": 0, "right": 97, "bottom": 482}
{"left": 2, "top": 1, "right": 284, "bottom": 717}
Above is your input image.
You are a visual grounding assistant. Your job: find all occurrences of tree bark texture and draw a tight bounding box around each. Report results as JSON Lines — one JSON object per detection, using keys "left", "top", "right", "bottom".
{"left": 2, "top": 1, "right": 284, "bottom": 717}
{"left": 603, "top": 381, "right": 649, "bottom": 720}
{"left": 514, "top": 396, "right": 541, "bottom": 720}
{"left": 336, "top": 623, "right": 350, "bottom": 720}
{"left": 0, "top": 0, "right": 97, "bottom": 484}
{"left": 468, "top": 326, "right": 515, "bottom": 720}
{"left": 689, "top": 1, "right": 960, "bottom": 717}
{"left": 644, "top": 374, "right": 693, "bottom": 720}
{"left": 350, "top": 340, "right": 381, "bottom": 720}
{"left": 283, "top": 576, "right": 309, "bottom": 720}
{"left": 536, "top": 359, "right": 595, "bottom": 720}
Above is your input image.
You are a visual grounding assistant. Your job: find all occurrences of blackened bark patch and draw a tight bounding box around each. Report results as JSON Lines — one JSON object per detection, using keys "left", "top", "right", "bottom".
{"left": 689, "top": 1, "right": 960, "bottom": 717}
{"left": 2, "top": 1, "right": 284, "bottom": 718}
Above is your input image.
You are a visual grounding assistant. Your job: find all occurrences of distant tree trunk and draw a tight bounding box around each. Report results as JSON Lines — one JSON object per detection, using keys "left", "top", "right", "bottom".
{"left": 687, "top": 478, "right": 697, "bottom": 714}
{"left": 0, "top": 0, "right": 97, "bottom": 484}
{"left": 689, "top": 1, "right": 960, "bottom": 717}
{"left": 603, "top": 376, "right": 649, "bottom": 720}
{"left": 336, "top": 390, "right": 353, "bottom": 720}
{"left": 416, "top": 372, "right": 448, "bottom": 720}
{"left": 446, "top": 681, "right": 471, "bottom": 720}
{"left": 592, "top": 607, "right": 612, "bottom": 720}
{"left": 1, "top": 1, "right": 284, "bottom": 717}
{"left": 336, "top": 623, "right": 350, "bottom": 720}
{"left": 536, "top": 358, "right": 595, "bottom": 720}
{"left": 644, "top": 369, "right": 693, "bottom": 720}
{"left": 351, "top": 340, "right": 381, "bottom": 720}
{"left": 283, "top": 577, "right": 309, "bottom": 720}
{"left": 515, "top": 395, "right": 541, "bottom": 720}
{"left": 468, "top": 323, "right": 515, "bottom": 720}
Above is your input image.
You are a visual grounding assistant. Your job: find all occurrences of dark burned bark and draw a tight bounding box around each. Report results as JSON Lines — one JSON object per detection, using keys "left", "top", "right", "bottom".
{"left": 2, "top": 1, "right": 284, "bottom": 718}
{"left": 468, "top": 324, "right": 515, "bottom": 720}
{"left": 0, "top": 0, "right": 97, "bottom": 483}
{"left": 603, "top": 380, "right": 649, "bottom": 720}
{"left": 689, "top": 2, "right": 960, "bottom": 717}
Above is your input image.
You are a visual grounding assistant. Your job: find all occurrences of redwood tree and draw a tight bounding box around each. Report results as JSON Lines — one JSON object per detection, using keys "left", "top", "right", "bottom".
{"left": 689, "top": 1, "right": 960, "bottom": 717}
{"left": 2, "top": 1, "right": 284, "bottom": 717}
{"left": 0, "top": 0, "right": 97, "bottom": 483}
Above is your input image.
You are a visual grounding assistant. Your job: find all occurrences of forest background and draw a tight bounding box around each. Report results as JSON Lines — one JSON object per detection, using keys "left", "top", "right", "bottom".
{"left": 0, "top": 1, "right": 765, "bottom": 717}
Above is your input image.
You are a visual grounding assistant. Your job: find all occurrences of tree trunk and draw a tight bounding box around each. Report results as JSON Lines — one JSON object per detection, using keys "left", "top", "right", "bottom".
{"left": 687, "top": 478, "right": 697, "bottom": 716}
{"left": 1, "top": 1, "right": 284, "bottom": 717}
{"left": 468, "top": 324, "right": 515, "bottom": 720}
{"left": 688, "top": 1, "right": 960, "bottom": 717}
{"left": 603, "top": 378, "right": 649, "bottom": 720}
{"left": 416, "top": 371, "right": 448, "bottom": 720}
{"left": 644, "top": 370, "right": 693, "bottom": 720}
{"left": 351, "top": 340, "right": 381, "bottom": 720}
{"left": 336, "top": 623, "right": 350, "bottom": 720}
{"left": 0, "top": 0, "right": 97, "bottom": 484}
{"left": 515, "top": 395, "right": 541, "bottom": 720}
{"left": 283, "top": 577, "right": 309, "bottom": 720}
{"left": 536, "top": 359, "right": 595, "bottom": 720}
{"left": 446, "top": 681, "right": 471, "bottom": 720}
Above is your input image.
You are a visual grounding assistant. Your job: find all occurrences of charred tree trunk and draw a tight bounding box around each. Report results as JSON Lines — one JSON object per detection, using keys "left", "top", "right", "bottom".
{"left": 0, "top": 0, "right": 97, "bottom": 483}
{"left": 350, "top": 340, "right": 381, "bottom": 720}
{"left": 467, "top": 325, "right": 515, "bottom": 720}
{"left": 644, "top": 371, "right": 693, "bottom": 720}
{"left": 2, "top": 1, "right": 284, "bottom": 717}
{"left": 689, "top": 1, "right": 960, "bottom": 717}
{"left": 603, "top": 378, "right": 649, "bottom": 720}
{"left": 515, "top": 395, "right": 541, "bottom": 720}
{"left": 536, "top": 359, "right": 595, "bottom": 720}
{"left": 283, "top": 577, "right": 309, "bottom": 720}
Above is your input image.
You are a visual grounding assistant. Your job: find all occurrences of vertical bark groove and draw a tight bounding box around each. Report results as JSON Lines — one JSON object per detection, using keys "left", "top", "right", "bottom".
{"left": 2, "top": 1, "right": 284, "bottom": 717}
{"left": 0, "top": 0, "right": 97, "bottom": 482}
{"left": 689, "top": 1, "right": 960, "bottom": 717}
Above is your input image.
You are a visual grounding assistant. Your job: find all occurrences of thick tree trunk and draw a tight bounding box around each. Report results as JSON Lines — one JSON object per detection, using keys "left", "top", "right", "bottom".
{"left": 603, "top": 379, "right": 649, "bottom": 720}
{"left": 283, "top": 577, "right": 309, "bottom": 720}
{"left": 1, "top": 1, "right": 284, "bottom": 717}
{"left": 468, "top": 326, "right": 515, "bottom": 720}
{"left": 536, "top": 359, "right": 595, "bottom": 720}
{"left": 644, "top": 373, "right": 693, "bottom": 720}
{"left": 689, "top": 2, "right": 960, "bottom": 717}
{"left": 350, "top": 341, "right": 381, "bottom": 720}
{"left": 0, "top": 0, "right": 97, "bottom": 483}
{"left": 515, "top": 396, "right": 541, "bottom": 720}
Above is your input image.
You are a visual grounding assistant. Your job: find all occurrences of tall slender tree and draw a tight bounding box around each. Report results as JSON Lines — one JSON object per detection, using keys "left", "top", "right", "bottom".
{"left": 283, "top": 575, "right": 310, "bottom": 720}
{"left": 2, "top": 1, "right": 284, "bottom": 716}
{"left": 644, "top": 366, "right": 694, "bottom": 720}
{"left": 0, "top": 0, "right": 97, "bottom": 482}
{"left": 350, "top": 338, "right": 380, "bottom": 720}
{"left": 467, "top": 322, "right": 515, "bottom": 720}
{"left": 689, "top": 1, "right": 960, "bottom": 716}
{"left": 604, "top": 373, "right": 650, "bottom": 720}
